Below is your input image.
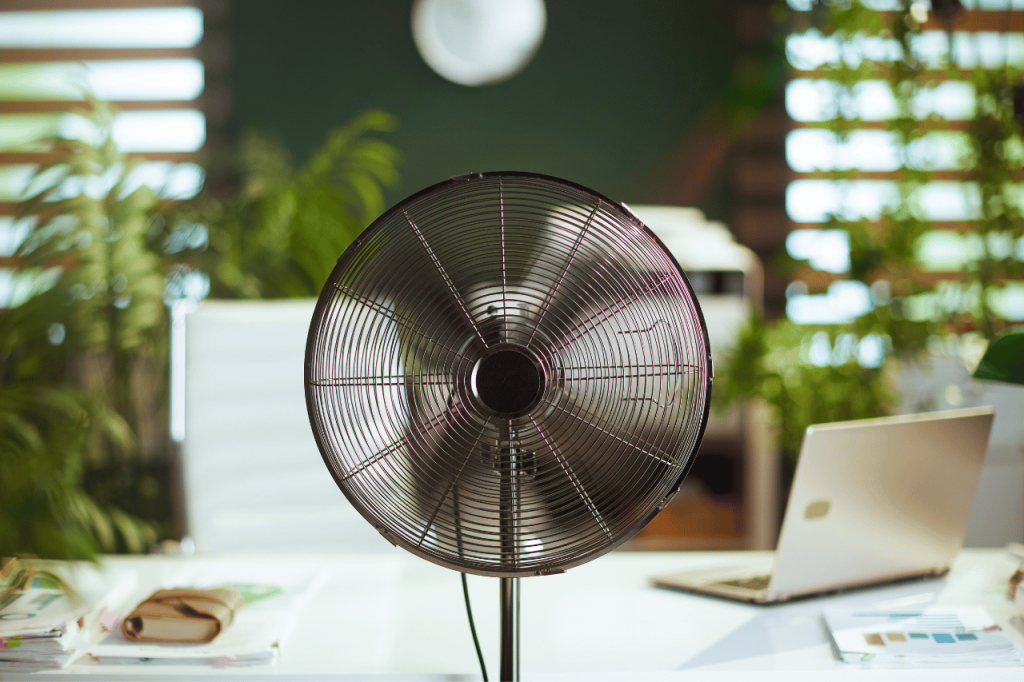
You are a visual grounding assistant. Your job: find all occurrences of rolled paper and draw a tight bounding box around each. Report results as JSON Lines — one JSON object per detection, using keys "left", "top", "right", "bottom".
{"left": 120, "top": 588, "right": 244, "bottom": 644}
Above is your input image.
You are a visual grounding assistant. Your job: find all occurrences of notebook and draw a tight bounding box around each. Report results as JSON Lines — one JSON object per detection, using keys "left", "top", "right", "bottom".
{"left": 652, "top": 407, "right": 995, "bottom": 604}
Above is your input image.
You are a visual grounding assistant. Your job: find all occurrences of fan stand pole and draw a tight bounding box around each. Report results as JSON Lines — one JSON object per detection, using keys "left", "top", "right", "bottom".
{"left": 499, "top": 576, "right": 520, "bottom": 681}
{"left": 499, "top": 425, "right": 521, "bottom": 682}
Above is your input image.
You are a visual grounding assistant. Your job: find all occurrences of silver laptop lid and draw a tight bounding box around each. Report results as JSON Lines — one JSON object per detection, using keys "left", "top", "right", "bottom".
{"left": 767, "top": 406, "right": 994, "bottom": 601}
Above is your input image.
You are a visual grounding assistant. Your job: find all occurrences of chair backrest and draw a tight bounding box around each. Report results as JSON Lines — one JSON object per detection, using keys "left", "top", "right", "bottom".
{"left": 179, "top": 299, "right": 392, "bottom": 553}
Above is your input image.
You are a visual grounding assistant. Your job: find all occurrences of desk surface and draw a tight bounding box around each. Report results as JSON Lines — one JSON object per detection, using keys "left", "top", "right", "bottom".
{"left": 13, "top": 549, "right": 1024, "bottom": 681}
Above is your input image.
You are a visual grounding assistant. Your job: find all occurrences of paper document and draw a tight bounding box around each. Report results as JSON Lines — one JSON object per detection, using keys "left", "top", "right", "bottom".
{"left": 823, "top": 606, "right": 1024, "bottom": 668}
{"left": 87, "top": 562, "right": 327, "bottom": 666}
{"left": 0, "top": 565, "right": 133, "bottom": 675}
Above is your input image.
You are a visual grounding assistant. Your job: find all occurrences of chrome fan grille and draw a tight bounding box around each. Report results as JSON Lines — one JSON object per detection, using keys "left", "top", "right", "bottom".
{"left": 305, "top": 172, "right": 712, "bottom": 577}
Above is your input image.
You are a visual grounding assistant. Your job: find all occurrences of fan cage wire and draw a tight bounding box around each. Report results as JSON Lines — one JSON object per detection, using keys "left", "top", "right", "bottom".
{"left": 305, "top": 172, "right": 712, "bottom": 578}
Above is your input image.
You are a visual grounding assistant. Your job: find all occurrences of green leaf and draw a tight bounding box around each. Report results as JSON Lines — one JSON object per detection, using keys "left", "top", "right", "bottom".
{"left": 973, "top": 328, "right": 1024, "bottom": 385}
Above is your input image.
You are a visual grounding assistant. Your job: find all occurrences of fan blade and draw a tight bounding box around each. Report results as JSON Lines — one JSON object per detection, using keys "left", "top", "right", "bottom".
{"left": 531, "top": 399, "right": 679, "bottom": 526}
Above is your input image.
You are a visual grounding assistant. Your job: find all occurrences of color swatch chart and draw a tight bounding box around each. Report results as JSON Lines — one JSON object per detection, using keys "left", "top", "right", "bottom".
{"left": 823, "top": 606, "right": 1024, "bottom": 668}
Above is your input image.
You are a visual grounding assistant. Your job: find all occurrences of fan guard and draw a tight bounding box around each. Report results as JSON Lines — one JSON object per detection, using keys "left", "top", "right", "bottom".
{"left": 305, "top": 172, "right": 712, "bottom": 578}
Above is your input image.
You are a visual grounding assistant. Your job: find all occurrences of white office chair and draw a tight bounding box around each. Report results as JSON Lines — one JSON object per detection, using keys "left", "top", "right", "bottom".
{"left": 174, "top": 298, "right": 393, "bottom": 553}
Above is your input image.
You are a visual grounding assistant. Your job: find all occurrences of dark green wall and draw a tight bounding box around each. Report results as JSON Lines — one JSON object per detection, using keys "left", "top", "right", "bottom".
{"left": 228, "top": 0, "right": 735, "bottom": 212}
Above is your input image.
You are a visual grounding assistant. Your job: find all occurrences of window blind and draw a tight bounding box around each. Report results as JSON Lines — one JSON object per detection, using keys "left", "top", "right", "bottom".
{"left": 0, "top": 1, "right": 207, "bottom": 306}
{"left": 784, "top": 0, "right": 1024, "bottom": 327}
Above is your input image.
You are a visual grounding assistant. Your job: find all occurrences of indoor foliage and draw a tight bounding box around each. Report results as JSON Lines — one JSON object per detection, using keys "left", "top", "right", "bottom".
{"left": 172, "top": 109, "right": 400, "bottom": 300}
{"left": 1, "top": 101, "right": 163, "bottom": 559}
{"left": 1, "top": 102, "right": 400, "bottom": 559}
{"left": 717, "top": 1, "right": 1023, "bottom": 467}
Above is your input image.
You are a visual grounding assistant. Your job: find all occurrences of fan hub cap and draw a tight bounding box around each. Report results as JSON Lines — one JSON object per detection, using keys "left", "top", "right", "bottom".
{"left": 471, "top": 346, "right": 544, "bottom": 418}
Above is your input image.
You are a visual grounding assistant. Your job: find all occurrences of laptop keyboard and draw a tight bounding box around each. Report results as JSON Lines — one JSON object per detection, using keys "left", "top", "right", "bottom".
{"left": 716, "top": 574, "right": 771, "bottom": 591}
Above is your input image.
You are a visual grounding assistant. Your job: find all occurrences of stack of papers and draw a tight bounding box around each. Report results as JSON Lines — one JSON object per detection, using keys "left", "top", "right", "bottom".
{"left": 0, "top": 588, "right": 89, "bottom": 672}
{"left": 2, "top": 560, "right": 325, "bottom": 670}
{"left": 87, "top": 562, "right": 326, "bottom": 667}
{"left": 824, "top": 606, "right": 1024, "bottom": 668}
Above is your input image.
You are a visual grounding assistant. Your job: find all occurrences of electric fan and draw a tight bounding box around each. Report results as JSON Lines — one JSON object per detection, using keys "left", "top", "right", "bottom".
{"left": 304, "top": 171, "right": 712, "bottom": 680}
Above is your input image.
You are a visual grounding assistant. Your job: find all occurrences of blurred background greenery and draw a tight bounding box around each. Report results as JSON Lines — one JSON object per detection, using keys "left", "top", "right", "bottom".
{"left": 2, "top": 0, "right": 1023, "bottom": 557}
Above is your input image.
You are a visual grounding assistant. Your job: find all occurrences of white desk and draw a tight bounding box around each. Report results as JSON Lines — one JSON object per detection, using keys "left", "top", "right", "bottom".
{"left": 15, "top": 549, "right": 1024, "bottom": 681}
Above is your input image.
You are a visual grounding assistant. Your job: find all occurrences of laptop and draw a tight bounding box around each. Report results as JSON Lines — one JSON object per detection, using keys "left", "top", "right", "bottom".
{"left": 652, "top": 406, "right": 995, "bottom": 604}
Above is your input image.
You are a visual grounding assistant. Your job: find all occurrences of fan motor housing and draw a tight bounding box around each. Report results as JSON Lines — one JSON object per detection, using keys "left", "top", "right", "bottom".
{"left": 471, "top": 345, "right": 545, "bottom": 418}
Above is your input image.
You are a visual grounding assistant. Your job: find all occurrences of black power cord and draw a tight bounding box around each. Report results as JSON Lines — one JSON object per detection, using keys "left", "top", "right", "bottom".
{"left": 452, "top": 426, "right": 487, "bottom": 682}
{"left": 461, "top": 572, "right": 489, "bottom": 682}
